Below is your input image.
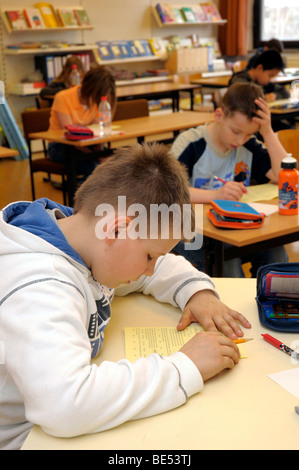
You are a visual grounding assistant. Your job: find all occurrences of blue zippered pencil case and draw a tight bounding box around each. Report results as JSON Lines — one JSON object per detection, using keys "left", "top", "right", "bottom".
{"left": 256, "top": 263, "right": 299, "bottom": 332}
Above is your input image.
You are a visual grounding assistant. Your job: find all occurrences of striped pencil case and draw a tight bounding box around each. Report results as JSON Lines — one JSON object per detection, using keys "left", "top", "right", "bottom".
{"left": 256, "top": 263, "right": 299, "bottom": 332}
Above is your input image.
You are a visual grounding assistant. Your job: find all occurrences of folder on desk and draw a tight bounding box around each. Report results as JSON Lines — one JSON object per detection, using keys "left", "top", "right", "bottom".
{"left": 208, "top": 199, "right": 265, "bottom": 229}
{"left": 256, "top": 263, "right": 299, "bottom": 332}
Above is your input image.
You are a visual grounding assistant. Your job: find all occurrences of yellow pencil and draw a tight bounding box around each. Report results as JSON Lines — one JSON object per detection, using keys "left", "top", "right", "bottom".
{"left": 233, "top": 338, "right": 253, "bottom": 344}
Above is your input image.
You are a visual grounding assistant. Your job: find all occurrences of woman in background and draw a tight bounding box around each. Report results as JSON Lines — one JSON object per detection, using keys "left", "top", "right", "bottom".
{"left": 48, "top": 65, "right": 116, "bottom": 181}
{"left": 39, "top": 55, "right": 85, "bottom": 106}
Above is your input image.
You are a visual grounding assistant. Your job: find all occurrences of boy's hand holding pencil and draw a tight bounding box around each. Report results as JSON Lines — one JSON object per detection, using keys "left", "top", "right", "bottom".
{"left": 214, "top": 176, "right": 248, "bottom": 201}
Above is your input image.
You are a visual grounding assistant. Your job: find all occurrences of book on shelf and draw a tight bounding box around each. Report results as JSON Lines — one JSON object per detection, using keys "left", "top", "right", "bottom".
{"left": 35, "top": 2, "right": 60, "bottom": 28}
{"left": 56, "top": 8, "right": 78, "bottom": 27}
{"left": 110, "top": 41, "right": 131, "bottom": 59}
{"left": 192, "top": 5, "right": 207, "bottom": 22}
{"left": 23, "top": 8, "right": 45, "bottom": 29}
{"left": 6, "top": 42, "right": 42, "bottom": 50}
{"left": 8, "top": 81, "right": 46, "bottom": 95}
{"left": 201, "top": 3, "right": 222, "bottom": 21}
{"left": 155, "top": 3, "right": 175, "bottom": 23}
{"left": 4, "top": 10, "right": 29, "bottom": 31}
{"left": 134, "top": 39, "right": 153, "bottom": 57}
{"left": 181, "top": 7, "right": 197, "bottom": 23}
{"left": 73, "top": 8, "right": 91, "bottom": 26}
{"left": 172, "top": 7, "right": 185, "bottom": 23}
{"left": 127, "top": 41, "right": 138, "bottom": 58}
{"left": 96, "top": 41, "right": 114, "bottom": 60}
{"left": 148, "top": 38, "right": 167, "bottom": 59}
{"left": 35, "top": 55, "right": 55, "bottom": 84}
{"left": 110, "top": 41, "right": 124, "bottom": 59}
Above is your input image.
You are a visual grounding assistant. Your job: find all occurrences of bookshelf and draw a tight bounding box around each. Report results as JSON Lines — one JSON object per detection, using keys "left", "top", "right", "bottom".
{"left": 153, "top": 3, "right": 227, "bottom": 27}
{"left": 1, "top": 6, "right": 93, "bottom": 33}
{"left": 5, "top": 44, "right": 98, "bottom": 56}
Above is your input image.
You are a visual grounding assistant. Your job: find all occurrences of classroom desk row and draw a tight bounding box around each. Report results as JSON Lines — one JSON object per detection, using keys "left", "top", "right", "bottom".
{"left": 190, "top": 73, "right": 297, "bottom": 89}
{"left": 22, "top": 277, "right": 299, "bottom": 450}
{"left": 201, "top": 198, "right": 299, "bottom": 276}
{"left": 116, "top": 81, "right": 200, "bottom": 112}
{"left": 29, "top": 110, "right": 214, "bottom": 206}
{"left": 43, "top": 81, "right": 201, "bottom": 112}
{"left": 0, "top": 146, "right": 19, "bottom": 159}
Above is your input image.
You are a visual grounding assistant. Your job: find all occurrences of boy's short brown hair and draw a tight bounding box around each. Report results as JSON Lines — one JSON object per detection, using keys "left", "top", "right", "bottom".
{"left": 74, "top": 143, "right": 194, "bottom": 238}
{"left": 221, "top": 82, "right": 264, "bottom": 119}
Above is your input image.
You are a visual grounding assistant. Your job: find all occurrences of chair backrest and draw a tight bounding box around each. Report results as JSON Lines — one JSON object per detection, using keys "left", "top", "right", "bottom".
{"left": 233, "top": 60, "right": 248, "bottom": 72}
{"left": 21, "top": 108, "right": 51, "bottom": 140}
{"left": 276, "top": 129, "right": 299, "bottom": 163}
{"left": 112, "top": 99, "right": 149, "bottom": 121}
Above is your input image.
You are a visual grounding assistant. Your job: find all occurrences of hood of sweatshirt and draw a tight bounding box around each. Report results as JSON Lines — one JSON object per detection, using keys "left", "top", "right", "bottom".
{"left": 0, "top": 198, "right": 87, "bottom": 268}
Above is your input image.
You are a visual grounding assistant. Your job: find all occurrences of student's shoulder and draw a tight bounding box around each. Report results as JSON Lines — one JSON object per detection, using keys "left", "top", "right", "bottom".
{"left": 174, "top": 125, "right": 206, "bottom": 147}
{"left": 52, "top": 85, "right": 78, "bottom": 107}
{"left": 229, "top": 70, "right": 252, "bottom": 86}
{"left": 171, "top": 125, "right": 207, "bottom": 157}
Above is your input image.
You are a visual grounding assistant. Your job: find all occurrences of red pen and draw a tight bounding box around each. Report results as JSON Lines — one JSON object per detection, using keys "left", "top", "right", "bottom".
{"left": 213, "top": 175, "right": 227, "bottom": 184}
{"left": 261, "top": 333, "right": 299, "bottom": 360}
{"left": 213, "top": 176, "right": 248, "bottom": 193}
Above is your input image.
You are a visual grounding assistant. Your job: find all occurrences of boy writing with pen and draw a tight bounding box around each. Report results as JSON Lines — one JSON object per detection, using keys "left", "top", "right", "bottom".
{"left": 170, "top": 82, "right": 289, "bottom": 277}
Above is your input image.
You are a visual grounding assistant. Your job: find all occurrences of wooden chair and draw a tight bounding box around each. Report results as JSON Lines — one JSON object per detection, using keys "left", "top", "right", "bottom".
{"left": 276, "top": 129, "right": 299, "bottom": 163}
{"left": 21, "top": 108, "right": 67, "bottom": 205}
{"left": 113, "top": 99, "right": 149, "bottom": 121}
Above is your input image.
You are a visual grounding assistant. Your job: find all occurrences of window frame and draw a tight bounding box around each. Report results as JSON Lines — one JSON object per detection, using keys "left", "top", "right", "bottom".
{"left": 253, "top": 0, "right": 299, "bottom": 49}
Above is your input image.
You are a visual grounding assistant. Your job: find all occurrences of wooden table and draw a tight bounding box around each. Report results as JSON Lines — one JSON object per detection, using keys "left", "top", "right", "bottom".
{"left": 201, "top": 199, "right": 299, "bottom": 276}
{"left": 191, "top": 74, "right": 298, "bottom": 89}
{"left": 21, "top": 277, "right": 299, "bottom": 450}
{"left": 0, "top": 146, "right": 19, "bottom": 158}
{"left": 29, "top": 111, "right": 214, "bottom": 206}
{"left": 116, "top": 81, "right": 201, "bottom": 111}
{"left": 269, "top": 100, "right": 299, "bottom": 121}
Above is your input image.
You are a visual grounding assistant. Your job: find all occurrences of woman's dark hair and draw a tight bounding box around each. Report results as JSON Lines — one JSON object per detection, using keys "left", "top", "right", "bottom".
{"left": 80, "top": 65, "right": 116, "bottom": 111}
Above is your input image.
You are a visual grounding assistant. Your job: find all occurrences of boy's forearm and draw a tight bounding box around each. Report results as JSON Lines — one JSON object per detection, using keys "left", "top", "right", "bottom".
{"left": 189, "top": 187, "right": 217, "bottom": 204}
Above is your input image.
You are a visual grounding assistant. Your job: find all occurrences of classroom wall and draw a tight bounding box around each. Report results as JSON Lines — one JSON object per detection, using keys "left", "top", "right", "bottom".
{"left": 1, "top": 0, "right": 298, "bottom": 127}
{"left": 0, "top": 0, "right": 221, "bottom": 124}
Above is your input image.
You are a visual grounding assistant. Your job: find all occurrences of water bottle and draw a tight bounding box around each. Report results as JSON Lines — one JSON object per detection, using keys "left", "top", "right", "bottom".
{"left": 278, "top": 154, "right": 299, "bottom": 215}
{"left": 98, "top": 96, "right": 111, "bottom": 136}
{"left": 70, "top": 64, "right": 80, "bottom": 86}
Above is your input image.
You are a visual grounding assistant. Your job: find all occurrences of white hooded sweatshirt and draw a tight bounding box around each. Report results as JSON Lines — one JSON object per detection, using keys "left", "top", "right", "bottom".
{"left": 0, "top": 198, "right": 216, "bottom": 450}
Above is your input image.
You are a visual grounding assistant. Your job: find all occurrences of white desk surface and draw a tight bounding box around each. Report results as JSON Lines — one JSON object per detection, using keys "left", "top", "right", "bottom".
{"left": 22, "top": 278, "right": 299, "bottom": 450}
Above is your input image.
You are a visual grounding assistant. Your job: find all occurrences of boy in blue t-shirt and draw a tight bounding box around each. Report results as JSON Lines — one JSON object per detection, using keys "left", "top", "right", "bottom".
{"left": 171, "top": 82, "right": 289, "bottom": 277}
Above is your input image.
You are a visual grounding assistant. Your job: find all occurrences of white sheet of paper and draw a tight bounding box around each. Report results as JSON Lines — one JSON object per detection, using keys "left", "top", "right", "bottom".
{"left": 268, "top": 367, "right": 299, "bottom": 399}
{"left": 248, "top": 203, "right": 278, "bottom": 216}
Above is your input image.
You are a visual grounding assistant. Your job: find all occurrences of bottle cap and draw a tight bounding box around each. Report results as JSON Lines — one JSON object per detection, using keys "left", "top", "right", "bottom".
{"left": 281, "top": 154, "right": 298, "bottom": 169}
{"left": 101, "top": 96, "right": 107, "bottom": 101}
{"left": 71, "top": 64, "right": 78, "bottom": 69}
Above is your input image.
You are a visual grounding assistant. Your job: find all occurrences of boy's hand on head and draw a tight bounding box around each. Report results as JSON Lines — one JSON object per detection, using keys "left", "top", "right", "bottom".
{"left": 177, "top": 290, "right": 251, "bottom": 340}
{"left": 217, "top": 181, "right": 247, "bottom": 201}
{"left": 180, "top": 331, "right": 240, "bottom": 382}
{"left": 252, "top": 98, "right": 273, "bottom": 138}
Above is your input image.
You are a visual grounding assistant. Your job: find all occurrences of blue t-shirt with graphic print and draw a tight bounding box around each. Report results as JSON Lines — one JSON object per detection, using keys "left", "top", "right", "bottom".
{"left": 170, "top": 123, "right": 271, "bottom": 190}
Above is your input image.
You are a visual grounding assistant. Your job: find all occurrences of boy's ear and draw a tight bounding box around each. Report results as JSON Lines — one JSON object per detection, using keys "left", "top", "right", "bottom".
{"left": 214, "top": 107, "right": 224, "bottom": 122}
{"left": 105, "top": 215, "right": 132, "bottom": 244}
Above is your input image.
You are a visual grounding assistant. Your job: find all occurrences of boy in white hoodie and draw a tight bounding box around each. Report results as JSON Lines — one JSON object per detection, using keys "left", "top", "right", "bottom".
{"left": 0, "top": 143, "right": 250, "bottom": 449}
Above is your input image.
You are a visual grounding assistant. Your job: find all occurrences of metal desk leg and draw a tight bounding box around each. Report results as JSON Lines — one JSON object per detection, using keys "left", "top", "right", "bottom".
{"left": 213, "top": 240, "right": 224, "bottom": 277}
